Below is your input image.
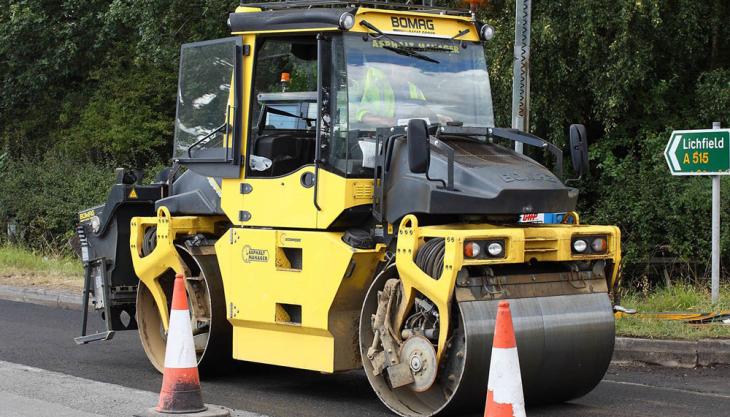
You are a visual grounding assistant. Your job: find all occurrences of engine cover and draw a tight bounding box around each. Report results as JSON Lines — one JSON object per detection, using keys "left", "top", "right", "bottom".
{"left": 383, "top": 138, "right": 578, "bottom": 223}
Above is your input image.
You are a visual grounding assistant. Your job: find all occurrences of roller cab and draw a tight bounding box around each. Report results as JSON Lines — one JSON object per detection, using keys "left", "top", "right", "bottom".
{"left": 74, "top": 1, "right": 621, "bottom": 416}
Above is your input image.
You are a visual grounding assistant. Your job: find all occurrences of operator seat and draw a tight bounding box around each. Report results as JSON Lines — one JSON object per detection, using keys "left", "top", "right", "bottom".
{"left": 253, "top": 132, "right": 315, "bottom": 176}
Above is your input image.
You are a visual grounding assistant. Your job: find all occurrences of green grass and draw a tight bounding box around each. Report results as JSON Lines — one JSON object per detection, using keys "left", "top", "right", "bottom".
{"left": 616, "top": 283, "right": 730, "bottom": 340}
{"left": 0, "top": 244, "right": 728, "bottom": 340}
{"left": 0, "top": 245, "right": 82, "bottom": 278}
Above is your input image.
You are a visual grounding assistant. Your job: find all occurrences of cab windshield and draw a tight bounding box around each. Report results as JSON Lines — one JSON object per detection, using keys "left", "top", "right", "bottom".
{"left": 329, "top": 33, "right": 495, "bottom": 176}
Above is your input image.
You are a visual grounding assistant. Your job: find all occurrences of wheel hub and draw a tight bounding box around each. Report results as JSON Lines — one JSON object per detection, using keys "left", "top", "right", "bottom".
{"left": 409, "top": 353, "right": 423, "bottom": 372}
{"left": 399, "top": 336, "right": 437, "bottom": 393}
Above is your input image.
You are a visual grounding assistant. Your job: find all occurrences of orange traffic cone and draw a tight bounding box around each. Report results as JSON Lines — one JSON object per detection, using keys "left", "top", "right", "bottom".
{"left": 137, "top": 273, "right": 230, "bottom": 417}
{"left": 484, "top": 301, "right": 526, "bottom": 417}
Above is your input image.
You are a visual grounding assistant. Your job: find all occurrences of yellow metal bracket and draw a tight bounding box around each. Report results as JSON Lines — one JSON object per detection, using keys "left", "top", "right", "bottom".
{"left": 129, "top": 206, "right": 223, "bottom": 331}
{"left": 561, "top": 211, "right": 580, "bottom": 225}
{"left": 394, "top": 215, "right": 462, "bottom": 364}
{"left": 392, "top": 214, "right": 622, "bottom": 365}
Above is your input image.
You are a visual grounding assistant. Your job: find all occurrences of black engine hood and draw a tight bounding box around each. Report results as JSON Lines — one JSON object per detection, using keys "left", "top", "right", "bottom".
{"left": 382, "top": 137, "right": 578, "bottom": 223}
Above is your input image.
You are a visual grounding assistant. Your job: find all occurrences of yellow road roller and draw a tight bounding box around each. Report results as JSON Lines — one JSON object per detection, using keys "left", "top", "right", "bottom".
{"left": 75, "top": 1, "right": 621, "bottom": 415}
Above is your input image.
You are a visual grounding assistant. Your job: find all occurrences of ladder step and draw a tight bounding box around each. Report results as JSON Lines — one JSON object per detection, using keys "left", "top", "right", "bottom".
{"left": 74, "top": 331, "right": 115, "bottom": 345}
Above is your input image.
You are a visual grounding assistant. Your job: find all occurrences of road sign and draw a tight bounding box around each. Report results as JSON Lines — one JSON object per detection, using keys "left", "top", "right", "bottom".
{"left": 664, "top": 129, "right": 730, "bottom": 175}
{"left": 666, "top": 123, "right": 725, "bottom": 304}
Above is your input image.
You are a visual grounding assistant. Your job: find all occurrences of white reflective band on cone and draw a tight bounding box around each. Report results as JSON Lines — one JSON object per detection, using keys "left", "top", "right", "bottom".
{"left": 487, "top": 347, "right": 526, "bottom": 417}
{"left": 163, "top": 309, "right": 198, "bottom": 369}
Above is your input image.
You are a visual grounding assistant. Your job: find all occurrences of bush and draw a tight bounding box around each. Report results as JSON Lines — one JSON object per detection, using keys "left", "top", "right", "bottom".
{"left": 0, "top": 156, "right": 115, "bottom": 254}
{"left": 480, "top": 1, "right": 730, "bottom": 281}
{"left": 0, "top": 0, "right": 728, "bottom": 282}
{"left": 58, "top": 64, "right": 176, "bottom": 168}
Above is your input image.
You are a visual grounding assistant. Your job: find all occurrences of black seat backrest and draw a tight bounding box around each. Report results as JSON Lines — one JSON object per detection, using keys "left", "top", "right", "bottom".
{"left": 253, "top": 133, "right": 315, "bottom": 176}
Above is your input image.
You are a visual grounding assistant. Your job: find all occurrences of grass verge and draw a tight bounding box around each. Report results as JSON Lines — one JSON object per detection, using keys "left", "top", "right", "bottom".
{"left": 616, "top": 283, "right": 730, "bottom": 340}
{"left": 0, "top": 245, "right": 83, "bottom": 291}
{"left": 0, "top": 244, "right": 727, "bottom": 340}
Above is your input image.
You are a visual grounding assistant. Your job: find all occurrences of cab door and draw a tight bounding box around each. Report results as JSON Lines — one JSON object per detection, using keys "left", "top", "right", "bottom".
{"left": 173, "top": 37, "right": 243, "bottom": 178}
{"left": 224, "top": 35, "right": 324, "bottom": 229}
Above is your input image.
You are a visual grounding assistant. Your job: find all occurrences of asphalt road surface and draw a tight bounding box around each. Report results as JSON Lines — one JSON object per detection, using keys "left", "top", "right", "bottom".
{"left": 1, "top": 299, "right": 729, "bottom": 417}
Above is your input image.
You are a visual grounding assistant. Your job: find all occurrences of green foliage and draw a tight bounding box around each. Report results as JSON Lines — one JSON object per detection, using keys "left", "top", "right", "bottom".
{"left": 616, "top": 314, "right": 730, "bottom": 340}
{"left": 60, "top": 65, "right": 176, "bottom": 168}
{"left": 0, "top": 244, "right": 82, "bottom": 277}
{"left": 623, "top": 281, "right": 730, "bottom": 312}
{"left": 0, "top": 0, "right": 236, "bottom": 161}
{"left": 696, "top": 69, "right": 730, "bottom": 126}
{"left": 0, "top": 156, "right": 114, "bottom": 252}
{"left": 616, "top": 283, "right": 730, "bottom": 340}
{"left": 0, "top": 0, "right": 236, "bottom": 250}
{"left": 478, "top": 0, "right": 730, "bottom": 274}
{"left": 0, "top": 0, "right": 729, "bottom": 283}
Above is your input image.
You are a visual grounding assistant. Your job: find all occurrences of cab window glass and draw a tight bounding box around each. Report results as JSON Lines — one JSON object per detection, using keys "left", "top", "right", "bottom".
{"left": 250, "top": 38, "right": 317, "bottom": 131}
{"left": 174, "top": 38, "right": 239, "bottom": 161}
{"left": 248, "top": 37, "right": 318, "bottom": 177}
{"left": 328, "top": 34, "right": 495, "bottom": 178}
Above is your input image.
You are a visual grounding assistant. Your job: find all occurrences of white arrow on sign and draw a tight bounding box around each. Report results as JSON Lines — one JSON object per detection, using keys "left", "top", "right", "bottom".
{"left": 669, "top": 134, "right": 681, "bottom": 171}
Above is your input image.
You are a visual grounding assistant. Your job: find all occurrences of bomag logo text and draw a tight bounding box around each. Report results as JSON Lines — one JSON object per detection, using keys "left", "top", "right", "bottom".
{"left": 79, "top": 209, "right": 95, "bottom": 222}
{"left": 391, "top": 16, "right": 435, "bottom": 32}
{"left": 500, "top": 170, "right": 557, "bottom": 183}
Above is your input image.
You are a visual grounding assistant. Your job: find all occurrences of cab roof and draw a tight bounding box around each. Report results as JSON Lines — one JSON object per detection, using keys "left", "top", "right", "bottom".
{"left": 230, "top": 0, "right": 479, "bottom": 38}
{"left": 239, "top": 0, "right": 472, "bottom": 16}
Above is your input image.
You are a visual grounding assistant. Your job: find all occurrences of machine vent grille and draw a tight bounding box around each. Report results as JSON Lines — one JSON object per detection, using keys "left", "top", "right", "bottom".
{"left": 353, "top": 182, "right": 374, "bottom": 200}
{"left": 524, "top": 237, "right": 558, "bottom": 254}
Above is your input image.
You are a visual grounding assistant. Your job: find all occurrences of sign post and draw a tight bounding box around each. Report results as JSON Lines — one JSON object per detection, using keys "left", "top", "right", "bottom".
{"left": 511, "top": 0, "right": 531, "bottom": 153}
{"left": 711, "top": 122, "right": 721, "bottom": 304}
{"left": 664, "top": 123, "right": 729, "bottom": 304}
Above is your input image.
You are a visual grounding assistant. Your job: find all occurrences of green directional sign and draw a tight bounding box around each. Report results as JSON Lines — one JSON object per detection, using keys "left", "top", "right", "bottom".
{"left": 664, "top": 129, "right": 730, "bottom": 175}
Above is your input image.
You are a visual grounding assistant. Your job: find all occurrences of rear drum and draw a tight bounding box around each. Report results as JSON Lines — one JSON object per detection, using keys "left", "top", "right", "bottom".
{"left": 136, "top": 245, "right": 232, "bottom": 375}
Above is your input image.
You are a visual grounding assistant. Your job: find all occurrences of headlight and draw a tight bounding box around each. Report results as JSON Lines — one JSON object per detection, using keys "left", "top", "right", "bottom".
{"left": 573, "top": 239, "right": 588, "bottom": 253}
{"left": 572, "top": 236, "right": 608, "bottom": 254}
{"left": 339, "top": 12, "right": 355, "bottom": 30}
{"left": 464, "top": 239, "right": 506, "bottom": 259}
{"left": 90, "top": 216, "right": 101, "bottom": 233}
{"left": 487, "top": 242, "right": 504, "bottom": 257}
{"left": 591, "top": 237, "right": 607, "bottom": 253}
{"left": 464, "top": 241, "right": 481, "bottom": 258}
{"left": 480, "top": 24, "right": 495, "bottom": 41}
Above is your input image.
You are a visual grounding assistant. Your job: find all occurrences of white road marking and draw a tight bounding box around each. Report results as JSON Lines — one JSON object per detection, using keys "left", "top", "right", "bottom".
{"left": 604, "top": 379, "right": 730, "bottom": 400}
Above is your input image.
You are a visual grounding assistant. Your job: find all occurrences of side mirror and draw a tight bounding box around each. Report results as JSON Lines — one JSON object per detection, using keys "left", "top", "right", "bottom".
{"left": 407, "top": 119, "right": 430, "bottom": 174}
{"left": 569, "top": 124, "right": 589, "bottom": 178}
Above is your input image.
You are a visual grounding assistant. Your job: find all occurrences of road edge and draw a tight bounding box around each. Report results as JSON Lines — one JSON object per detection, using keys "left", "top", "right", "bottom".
{"left": 1, "top": 284, "right": 728, "bottom": 367}
{"left": 0, "top": 284, "right": 85, "bottom": 310}
{"left": 614, "top": 336, "right": 730, "bottom": 367}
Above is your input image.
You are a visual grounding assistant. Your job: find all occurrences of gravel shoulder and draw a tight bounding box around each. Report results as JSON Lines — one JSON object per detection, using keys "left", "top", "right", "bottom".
{"left": 0, "top": 271, "right": 83, "bottom": 293}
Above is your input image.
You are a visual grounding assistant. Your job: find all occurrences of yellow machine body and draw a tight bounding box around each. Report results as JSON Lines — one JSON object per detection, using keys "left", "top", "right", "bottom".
{"left": 122, "top": 0, "right": 622, "bottom": 394}
{"left": 129, "top": 207, "right": 225, "bottom": 330}
{"left": 215, "top": 229, "right": 385, "bottom": 371}
{"left": 131, "top": 209, "right": 620, "bottom": 373}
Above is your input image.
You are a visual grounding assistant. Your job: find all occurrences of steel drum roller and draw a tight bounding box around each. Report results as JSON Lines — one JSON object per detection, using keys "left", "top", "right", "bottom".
{"left": 361, "top": 273, "right": 615, "bottom": 417}
{"left": 455, "top": 293, "right": 615, "bottom": 410}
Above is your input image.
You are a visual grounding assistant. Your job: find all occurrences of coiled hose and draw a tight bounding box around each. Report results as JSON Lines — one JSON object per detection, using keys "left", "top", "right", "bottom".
{"left": 414, "top": 238, "right": 445, "bottom": 279}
